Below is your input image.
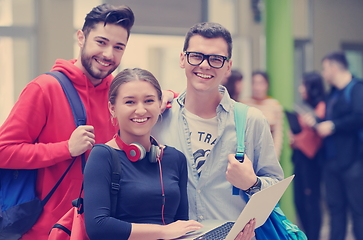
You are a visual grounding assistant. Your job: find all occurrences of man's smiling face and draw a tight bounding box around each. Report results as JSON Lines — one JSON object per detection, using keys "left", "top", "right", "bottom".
{"left": 78, "top": 22, "right": 128, "bottom": 85}
{"left": 180, "top": 35, "right": 232, "bottom": 93}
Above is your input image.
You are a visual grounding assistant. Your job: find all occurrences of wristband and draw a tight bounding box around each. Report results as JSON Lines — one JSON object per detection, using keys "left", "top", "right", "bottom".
{"left": 244, "top": 177, "right": 261, "bottom": 195}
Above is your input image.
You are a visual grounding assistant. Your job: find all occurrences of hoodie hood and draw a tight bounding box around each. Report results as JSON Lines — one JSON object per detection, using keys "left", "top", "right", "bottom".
{"left": 51, "top": 59, "right": 113, "bottom": 91}
{"left": 50, "top": 59, "right": 116, "bottom": 139}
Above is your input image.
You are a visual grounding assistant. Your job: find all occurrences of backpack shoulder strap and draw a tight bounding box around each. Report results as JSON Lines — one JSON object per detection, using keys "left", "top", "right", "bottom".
{"left": 343, "top": 78, "right": 358, "bottom": 104}
{"left": 37, "top": 72, "right": 88, "bottom": 206}
{"left": 93, "top": 144, "right": 121, "bottom": 217}
{"left": 232, "top": 102, "right": 250, "bottom": 195}
{"left": 46, "top": 71, "right": 87, "bottom": 127}
{"left": 46, "top": 71, "right": 87, "bottom": 171}
{"left": 343, "top": 78, "right": 363, "bottom": 142}
{"left": 234, "top": 102, "right": 250, "bottom": 160}
{"left": 109, "top": 146, "right": 121, "bottom": 217}
{"left": 42, "top": 157, "right": 78, "bottom": 206}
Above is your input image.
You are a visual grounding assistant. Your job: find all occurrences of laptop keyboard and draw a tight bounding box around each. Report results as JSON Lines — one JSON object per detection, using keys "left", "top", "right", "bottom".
{"left": 193, "top": 222, "right": 235, "bottom": 240}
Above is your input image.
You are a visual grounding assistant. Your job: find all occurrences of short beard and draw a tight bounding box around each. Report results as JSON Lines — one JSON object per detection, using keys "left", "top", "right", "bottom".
{"left": 80, "top": 47, "right": 116, "bottom": 80}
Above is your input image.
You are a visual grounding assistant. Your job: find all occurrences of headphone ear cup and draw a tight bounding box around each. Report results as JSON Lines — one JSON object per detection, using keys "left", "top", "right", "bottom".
{"left": 126, "top": 143, "right": 146, "bottom": 162}
{"left": 149, "top": 145, "right": 159, "bottom": 163}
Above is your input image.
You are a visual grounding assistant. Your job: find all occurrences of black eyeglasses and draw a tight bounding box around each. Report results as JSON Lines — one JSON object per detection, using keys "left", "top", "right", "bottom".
{"left": 184, "top": 51, "right": 230, "bottom": 69}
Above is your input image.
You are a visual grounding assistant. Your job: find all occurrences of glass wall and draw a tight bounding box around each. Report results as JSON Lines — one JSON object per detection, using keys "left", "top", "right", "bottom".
{"left": 342, "top": 43, "right": 363, "bottom": 79}
{"left": 345, "top": 50, "right": 363, "bottom": 79}
{"left": 121, "top": 34, "right": 186, "bottom": 92}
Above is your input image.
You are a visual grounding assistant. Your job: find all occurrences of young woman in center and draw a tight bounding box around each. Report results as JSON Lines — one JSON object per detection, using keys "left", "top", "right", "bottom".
{"left": 83, "top": 68, "right": 203, "bottom": 240}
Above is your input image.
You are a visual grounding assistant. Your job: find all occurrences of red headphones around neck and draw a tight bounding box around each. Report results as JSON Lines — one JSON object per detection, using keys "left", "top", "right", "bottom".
{"left": 114, "top": 133, "right": 163, "bottom": 163}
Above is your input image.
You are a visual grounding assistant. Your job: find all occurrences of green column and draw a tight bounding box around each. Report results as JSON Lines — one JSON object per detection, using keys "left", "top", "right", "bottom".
{"left": 265, "top": 0, "right": 296, "bottom": 221}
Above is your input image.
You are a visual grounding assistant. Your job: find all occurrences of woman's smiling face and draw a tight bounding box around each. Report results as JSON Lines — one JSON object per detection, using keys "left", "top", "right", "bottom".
{"left": 110, "top": 80, "right": 161, "bottom": 144}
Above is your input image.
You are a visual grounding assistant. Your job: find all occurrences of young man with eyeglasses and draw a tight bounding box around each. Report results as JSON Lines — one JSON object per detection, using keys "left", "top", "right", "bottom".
{"left": 152, "top": 22, "right": 284, "bottom": 239}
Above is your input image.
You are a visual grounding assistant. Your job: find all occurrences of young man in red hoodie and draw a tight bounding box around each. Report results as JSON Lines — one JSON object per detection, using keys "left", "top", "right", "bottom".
{"left": 0, "top": 4, "right": 134, "bottom": 239}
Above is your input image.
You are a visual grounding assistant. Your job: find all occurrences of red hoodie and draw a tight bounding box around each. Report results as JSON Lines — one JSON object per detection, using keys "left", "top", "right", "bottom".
{"left": 0, "top": 59, "right": 117, "bottom": 239}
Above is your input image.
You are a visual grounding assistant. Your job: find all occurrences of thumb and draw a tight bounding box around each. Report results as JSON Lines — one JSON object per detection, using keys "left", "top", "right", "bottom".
{"left": 228, "top": 154, "right": 238, "bottom": 164}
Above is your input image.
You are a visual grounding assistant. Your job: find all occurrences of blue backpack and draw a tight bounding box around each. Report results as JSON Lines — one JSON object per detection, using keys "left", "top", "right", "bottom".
{"left": 0, "top": 71, "right": 86, "bottom": 240}
{"left": 343, "top": 78, "right": 363, "bottom": 142}
{"left": 233, "top": 102, "right": 307, "bottom": 240}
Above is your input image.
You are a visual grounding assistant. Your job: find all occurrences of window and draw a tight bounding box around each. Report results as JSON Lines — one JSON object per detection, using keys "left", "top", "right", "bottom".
{"left": 0, "top": 37, "right": 14, "bottom": 124}
{"left": 0, "top": 0, "right": 35, "bottom": 125}
{"left": 342, "top": 43, "right": 363, "bottom": 79}
{"left": 120, "top": 34, "right": 186, "bottom": 93}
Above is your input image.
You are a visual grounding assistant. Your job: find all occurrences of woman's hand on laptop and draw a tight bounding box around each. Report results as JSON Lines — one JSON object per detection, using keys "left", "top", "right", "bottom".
{"left": 234, "top": 218, "right": 256, "bottom": 240}
{"left": 161, "top": 220, "right": 203, "bottom": 239}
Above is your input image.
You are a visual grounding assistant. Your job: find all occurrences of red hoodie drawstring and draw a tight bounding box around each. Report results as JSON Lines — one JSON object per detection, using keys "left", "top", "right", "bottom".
{"left": 85, "top": 77, "right": 93, "bottom": 127}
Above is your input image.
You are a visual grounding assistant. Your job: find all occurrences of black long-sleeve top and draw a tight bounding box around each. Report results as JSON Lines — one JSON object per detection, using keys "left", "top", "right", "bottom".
{"left": 84, "top": 145, "right": 189, "bottom": 240}
{"left": 323, "top": 78, "right": 363, "bottom": 170}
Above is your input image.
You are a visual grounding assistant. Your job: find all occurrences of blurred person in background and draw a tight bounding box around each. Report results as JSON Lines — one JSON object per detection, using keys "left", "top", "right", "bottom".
{"left": 316, "top": 51, "right": 363, "bottom": 240}
{"left": 289, "top": 72, "right": 325, "bottom": 240}
{"left": 242, "top": 71, "right": 283, "bottom": 160}
{"left": 223, "top": 69, "right": 244, "bottom": 101}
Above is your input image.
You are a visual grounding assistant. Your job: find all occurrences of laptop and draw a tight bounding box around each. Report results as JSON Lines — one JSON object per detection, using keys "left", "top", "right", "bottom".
{"left": 177, "top": 175, "right": 294, "bottom": 240}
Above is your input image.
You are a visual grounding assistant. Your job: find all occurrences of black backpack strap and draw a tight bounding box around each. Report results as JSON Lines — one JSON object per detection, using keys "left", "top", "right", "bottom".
{"left": 41, "top": 71, "right": 88, "bottom": 206}
{"left": 51, "top": 224, "right": 71, "bottom": 236}
{"left": 93, "top": 144, "right": 121, "bottom": 217}
{"left": 41, "top": 157, "right": 77, "bottom": 206}
{"left": 46, "top": 71, "right": 87, "bottom": 172}
{"left": 46, "top": 71, "right": 87, "bottom": 127}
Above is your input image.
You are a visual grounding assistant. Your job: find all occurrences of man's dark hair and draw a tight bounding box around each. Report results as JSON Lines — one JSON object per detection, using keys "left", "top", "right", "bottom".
{"left": 82, "top": 4, "right": 135, "bottom": 39}
{"left": 183, "top": 22, "right": 233, "bottom": 58}
{"left": 302, "top": 71, "right": 325, "bottom": 108}
{"left": 322, "top": 51, "right": 349, "bottom": 70}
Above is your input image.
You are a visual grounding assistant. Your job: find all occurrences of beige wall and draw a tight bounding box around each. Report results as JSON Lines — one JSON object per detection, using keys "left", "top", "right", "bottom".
{"left": 231, "top": 0, "right": 265, "bottom": 98}
{"left": 237, "top": 0, "right": 265, "bottom": 72}
{"left": 293, "top": 0, "right": 310, "bottom": 39}
{"left": 312, "top": 0, "right": 363, "bottom": 70}
{"left": 37, "top": 0, "right": 74, "bottom": 74}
